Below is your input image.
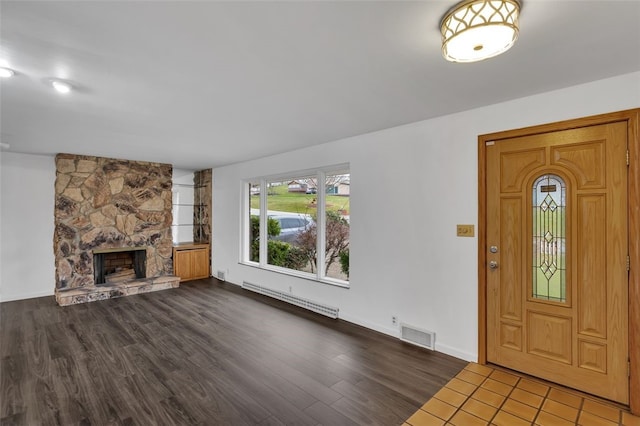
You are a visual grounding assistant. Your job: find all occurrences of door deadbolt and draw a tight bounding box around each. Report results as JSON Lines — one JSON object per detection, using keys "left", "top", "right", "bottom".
{"left": 490, "top": 246, "right": 498, "bottom": 253}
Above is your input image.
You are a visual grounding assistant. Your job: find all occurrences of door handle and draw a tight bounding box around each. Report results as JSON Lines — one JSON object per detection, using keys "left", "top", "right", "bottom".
{"left": 489, "top": 261, "right": 499, "bottom": 269}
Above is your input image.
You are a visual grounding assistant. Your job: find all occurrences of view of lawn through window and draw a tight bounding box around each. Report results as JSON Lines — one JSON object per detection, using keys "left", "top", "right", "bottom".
{"left": 246, "top": 169, "right": 350, "bottom": 283}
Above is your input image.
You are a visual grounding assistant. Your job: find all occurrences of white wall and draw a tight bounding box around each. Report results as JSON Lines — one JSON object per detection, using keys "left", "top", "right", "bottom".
{"left": 0, "top": 152, "right": 56, "bottom": 302}
{"left": 211, "top": 72, "right": 640, "bottom": 361}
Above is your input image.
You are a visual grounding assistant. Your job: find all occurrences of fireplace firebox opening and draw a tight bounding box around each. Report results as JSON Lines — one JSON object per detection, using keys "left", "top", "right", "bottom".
{"left": 93, "top": 247, "right": 147, "bottom": 285}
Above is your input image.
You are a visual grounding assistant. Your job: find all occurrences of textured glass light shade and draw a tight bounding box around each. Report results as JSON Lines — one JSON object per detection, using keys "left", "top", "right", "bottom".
{"left": 441, "top": 0, "right": 520, "bottom": 63}
{"left": 51, "top": 80, "right": 72, "bottom": 94}
{"left": 0, "top": 67, "right": 15, "bottom": 78}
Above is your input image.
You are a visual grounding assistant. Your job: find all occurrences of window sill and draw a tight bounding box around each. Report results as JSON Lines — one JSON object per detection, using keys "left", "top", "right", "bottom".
{"left": 239, "top": 261, "right": 350, "bottom": 289}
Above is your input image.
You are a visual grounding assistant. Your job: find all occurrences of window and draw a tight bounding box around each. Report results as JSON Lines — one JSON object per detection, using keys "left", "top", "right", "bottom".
{"left": 243, "top": 166, "right": 350, "bottom": 285}
{"left": 324, "top": 172, "right": 350, "bottom": 281}
{"left": 532, "top": 174, "right": 566, "bottom": 302}
{"left": 248, "top": 181, "right": 262, "bottom": 263}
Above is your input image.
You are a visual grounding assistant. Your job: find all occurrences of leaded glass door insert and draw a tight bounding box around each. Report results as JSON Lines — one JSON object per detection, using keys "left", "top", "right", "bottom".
{"left": 532, "top": 174, "right": 566, "bottom": 302}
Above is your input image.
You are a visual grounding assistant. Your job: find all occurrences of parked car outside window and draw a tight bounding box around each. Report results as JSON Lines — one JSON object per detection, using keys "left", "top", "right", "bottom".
{"left": 268, "top": 214, "right": 312, "bottom": 243}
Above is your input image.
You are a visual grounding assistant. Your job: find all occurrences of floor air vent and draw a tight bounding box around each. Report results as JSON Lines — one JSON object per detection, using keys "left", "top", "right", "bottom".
{"left": 242, "top": 281, "right": 339, "bottom": 319}
{"left": 216, "top": 270, "right": 226, "bottom": 281}
{"left": 400, "top": 324, "right": 436, "bottom": 350}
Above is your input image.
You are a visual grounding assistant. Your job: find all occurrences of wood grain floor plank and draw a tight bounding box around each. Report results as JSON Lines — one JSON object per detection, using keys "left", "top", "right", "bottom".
{"left": 170, "top": 355, "right": 275, "bottom": 425}
{"left": 331, "top": 377, "right": 419, "bottom": 421}
{"left": 0, "top": 308, "right": 36, "bottom": 358}
{"left": 187, "top": 349, "right": 317, "bottom": 425}
{"left": 26, "top": 377, "right": 63, "bottom": 426}
{"left": 303, "top": 400, "right": 360, "bottom": 426}
{"left": 158, "top": 395, "right": 203, "bottom": 426}
{"left": 0, "top": 354, "right": 26, "bottom": 418}
{"left": 255, "top": 415, "right": 289, "bottom": 426}
{"left": 223, "top": 354, "right": 321, "bottom": 410}
{"left": 79, "top": 350, "right": 140, "bottom": 424}
{"left": 332, "top": 350, "right": 448, "bottom": 404}
{"left": 0, "top": 411, "right": 26, "bottom": 426}
{"left": 330, "top": 393, "right": 394, "bottom": 425}
{"left": 0, "top": 279, "right": 467, "bottom": 425}
{"left": 50, "top": 357, "right": 93, "bottom": 426}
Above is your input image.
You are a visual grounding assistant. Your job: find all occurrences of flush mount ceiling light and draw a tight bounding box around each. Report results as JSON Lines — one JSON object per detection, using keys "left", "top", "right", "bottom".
{"left": 440, "top": 0, "right": 521, "bottom": 63}
{"left": 50, "top": 79, "right": 72, "bottom": 94}
{"left": 0, "top": 67, "right": 15, "bottom": 78}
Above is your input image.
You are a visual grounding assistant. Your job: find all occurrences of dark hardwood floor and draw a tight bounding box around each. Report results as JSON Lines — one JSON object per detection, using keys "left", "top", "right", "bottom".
{"left": 1, "top": 279, "right": 467, "bottom": 425}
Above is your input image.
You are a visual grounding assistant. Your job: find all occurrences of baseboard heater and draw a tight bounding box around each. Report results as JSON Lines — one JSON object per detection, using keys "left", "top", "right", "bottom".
{"left": 242, "top": 281, "right": 339, "bottom": 319}
{"left": 400, "top": 323, "right": 436, "bottom": 350}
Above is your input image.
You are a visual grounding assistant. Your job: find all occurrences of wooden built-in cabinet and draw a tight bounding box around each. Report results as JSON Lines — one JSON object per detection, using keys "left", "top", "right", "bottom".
{"left": 173, "top": 243, "right": 210, "bottom": 282}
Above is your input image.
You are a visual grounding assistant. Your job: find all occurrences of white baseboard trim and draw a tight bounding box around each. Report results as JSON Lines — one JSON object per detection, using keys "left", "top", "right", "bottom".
{"left": 338, "top": 313, "right": 400, "bottom": 339}
{"left": 0, "top": 290, "right": 55, "bottom": 303}
{"left": 341, "top": 314, "right": 477, "bottom": 362}
{"left": 435, "top": 342, "right": 477, "bottom": 362}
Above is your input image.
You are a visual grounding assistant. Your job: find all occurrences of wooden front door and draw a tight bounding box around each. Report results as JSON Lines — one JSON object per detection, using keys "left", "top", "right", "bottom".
{"left": 485, "top": 121, "right": 629, "bottom": 404}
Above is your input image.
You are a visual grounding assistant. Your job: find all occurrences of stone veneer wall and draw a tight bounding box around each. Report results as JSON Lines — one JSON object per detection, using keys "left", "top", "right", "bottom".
{"left": 193, "top": 168, "right": 212, "bottom": 244}
{"left": 54, "top": 154, "right": 174, "bottom": 292}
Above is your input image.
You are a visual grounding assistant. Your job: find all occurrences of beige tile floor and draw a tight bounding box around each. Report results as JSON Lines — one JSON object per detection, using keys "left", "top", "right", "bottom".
{"left": 404, "top": 363, "right": 640, "bottom": 426}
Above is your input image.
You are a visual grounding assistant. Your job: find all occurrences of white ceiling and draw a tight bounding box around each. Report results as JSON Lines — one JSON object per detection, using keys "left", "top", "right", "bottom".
{"left": 1, "top": 1, "right": 639, "bottom": 170}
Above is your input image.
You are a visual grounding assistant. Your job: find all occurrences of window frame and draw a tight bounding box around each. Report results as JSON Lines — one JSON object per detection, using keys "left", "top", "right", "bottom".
{"left": 241, "top": 164, "right": 350, "bottom": 287}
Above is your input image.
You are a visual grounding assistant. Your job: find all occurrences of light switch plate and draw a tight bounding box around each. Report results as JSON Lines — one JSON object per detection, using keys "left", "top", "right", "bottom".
{"left": 457, "top": 224, "right": 475, "bottom": 237}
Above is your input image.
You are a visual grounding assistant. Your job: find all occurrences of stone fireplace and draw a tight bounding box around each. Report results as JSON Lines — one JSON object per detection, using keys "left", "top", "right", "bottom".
{"left": 54, "top": 154, "right": 180, "bottom": 306}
